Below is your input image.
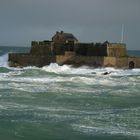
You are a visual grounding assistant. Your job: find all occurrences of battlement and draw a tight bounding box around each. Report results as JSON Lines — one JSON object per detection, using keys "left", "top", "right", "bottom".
{"left": 31, "top": 40, "right": 51, "bottom": 46}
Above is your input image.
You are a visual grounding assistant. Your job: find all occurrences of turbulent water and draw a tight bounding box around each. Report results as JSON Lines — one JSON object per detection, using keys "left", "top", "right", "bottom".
{"left": 0, "top": 47, "right": 140, "bottom": 140}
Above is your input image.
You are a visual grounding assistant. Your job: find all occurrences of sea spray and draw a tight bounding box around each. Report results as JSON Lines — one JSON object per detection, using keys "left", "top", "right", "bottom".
{"left": 0, "top": 47, "right": 140, "bottom": 140}
{"left": 0, "top": 53, "right": 8, "bottom": 67}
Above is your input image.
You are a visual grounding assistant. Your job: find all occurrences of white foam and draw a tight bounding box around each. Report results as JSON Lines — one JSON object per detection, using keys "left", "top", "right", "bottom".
{"left": 41, "top": 64, "right": 140, "bottom": 76}
{"left": 42, "top": 63, "right": 96, "bottom": 75}
{"left": 0, "top": 71, "right": 23, "bottom": 79}
{"left": 0, "top": 53, "right": 8, "bottom": 67}
{"left": 42, "top": 63, "right": 72, "bottom": 74}
{"left": 72, "top": 124, "right": 140, "bottom": 137}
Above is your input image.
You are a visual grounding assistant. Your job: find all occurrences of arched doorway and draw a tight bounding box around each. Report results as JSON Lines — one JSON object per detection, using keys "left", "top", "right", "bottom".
{"left": 129, "top": 61, "right": 135, "bottom": 69}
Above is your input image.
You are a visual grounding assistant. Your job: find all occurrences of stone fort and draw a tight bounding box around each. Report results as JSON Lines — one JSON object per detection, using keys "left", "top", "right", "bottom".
{"left": 9, "top": 31, "right": 140, "bottom": 68}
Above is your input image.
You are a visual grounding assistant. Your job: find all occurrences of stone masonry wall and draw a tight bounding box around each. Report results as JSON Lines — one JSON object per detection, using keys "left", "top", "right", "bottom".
{"left": 8, "top": 52, "right": 140, "bottom": 68}
{"left": 76, "top": 43, "right": 107, "bottom": 56}
{"left": 56, "top": 52, "right": 104, "bottom": 67}
{"left": 107, "top": 43, "right": 127, "bottom": 57}
{"left": 8, "top": 53, "right": 55, "bottom": 67}
{"left": 30, "top": 41, "right": 52, "bottom": 55}
{"left": 116, "top": 57, "right": 128, "bottom": 68}
{"left": 103, "top": 57, "right": 117, "bottom": 67}
{"left": 128, "top": 57, "right": 140, "bottom": 68}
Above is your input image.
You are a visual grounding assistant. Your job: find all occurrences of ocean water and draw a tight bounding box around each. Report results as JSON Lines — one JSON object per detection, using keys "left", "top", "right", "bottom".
{"left": 0, "top": 46, "right": 140, "bottom": 140}
{"left": 128, "top": 50, "right": 140, "bottom": 57}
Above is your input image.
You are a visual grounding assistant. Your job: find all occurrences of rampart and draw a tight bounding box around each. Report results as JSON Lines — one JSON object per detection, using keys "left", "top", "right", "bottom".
{"left": 107, "top": 43, "right": 127, "bottom": 57}
{"left": 75, "top": 43, "right": 107, "bottom": 56}
{"left": 8, "top": 52, "right": 140, "bottom": 69}
{"left": 30, "top": 41, "right": 52, "bottom": 55}
{"left": 8, "top": 31, "right": 140, "bottom": 68}
{"left": 56, "top": 54, "right": 140, "bottom": 68}
{"left": 8, "top": 53, "right": 55, "bottom": 67}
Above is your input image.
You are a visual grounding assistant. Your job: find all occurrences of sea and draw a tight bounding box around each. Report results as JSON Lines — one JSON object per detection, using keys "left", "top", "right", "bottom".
{"left": 0, "top": 46, "right": 140, "bottom": 140}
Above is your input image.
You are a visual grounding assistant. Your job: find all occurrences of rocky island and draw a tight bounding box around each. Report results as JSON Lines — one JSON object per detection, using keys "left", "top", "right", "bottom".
{"left": 8, "top": 31, "right": 140, "bottom": 69}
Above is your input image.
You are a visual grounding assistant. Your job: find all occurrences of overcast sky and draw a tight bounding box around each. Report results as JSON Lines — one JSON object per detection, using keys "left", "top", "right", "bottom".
{"left": 0, "top": 0, "right": 140, "bottom": 50}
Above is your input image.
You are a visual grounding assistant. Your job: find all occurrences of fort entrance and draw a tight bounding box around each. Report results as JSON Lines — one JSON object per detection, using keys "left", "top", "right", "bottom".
{"left": 129, "top": 61, "right": 135, "bottom": 69}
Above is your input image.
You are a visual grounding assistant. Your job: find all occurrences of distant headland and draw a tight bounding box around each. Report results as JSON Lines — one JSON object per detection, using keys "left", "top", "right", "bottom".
{"left": 8, "top": 31, "right": 140, "bottom": 69}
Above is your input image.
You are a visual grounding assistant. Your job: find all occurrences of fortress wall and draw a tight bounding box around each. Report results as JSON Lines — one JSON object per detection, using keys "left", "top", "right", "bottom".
{"left": 113, "top": 57, "right": 140, "bottom": 68}
{"left": 86, "top": 46, "right": 107, "bottom": 56}
{"left": 107, "top": 47, "right": 127, "bottom": 57}
{"left": 8, "top": 53, "right": 54, "bottom": 67}
{"left": 30, "top": 41, "right": 52, "bottom": 55}
{"left": 9, "top": 52, "right": 140, "bottom": 68}
{"left": 107, "top": 44, "right": 127, "bottom": 57}
{"left": 74, "top": 56, "right": 104, "bottom": 66}
{"left": 56, "top": 53, "right": 124, "bottom": 67}
{"left": 116, "top": 57, "right": 128, "bottom": 68}
{"left": 75, "top": 43, "right": 90, "bottom": 55}
{"left": 56, "top": 52, "right": 75, "bottom": 65}
{"left": 103, "top": 57, "right": 117, "bottom": 67}
{"left": 76, "top": 43, "right": 107, "bottom": 56}
{"left": 7, "top": 31, "right": 140, "bottom": 68}
{"left": 56, "top": 53, "right": 104, "bottom": 67}
{"left": 135, "top": 58, "right": 140, "bottom": 68}
{"left": 9, "top": 53, "right": 40, "bottom": 67}
{"left": 128, "top": 57, "right": 140, "bottom": 68}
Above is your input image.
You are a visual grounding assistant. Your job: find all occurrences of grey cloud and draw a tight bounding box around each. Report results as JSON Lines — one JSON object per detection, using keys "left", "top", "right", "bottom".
{"left": 0, "top": 0, "right": 140, "bottom": 50}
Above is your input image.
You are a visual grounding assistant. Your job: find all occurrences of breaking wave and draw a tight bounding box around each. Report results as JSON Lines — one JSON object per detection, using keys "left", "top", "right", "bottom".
{"left": 0, "top": 57, "right": 140, "bottom": 139}
{"left": 1, "top": 47, "right": 140, "bottom": 139}
{"left": 0, "top": 53, "right": 8, "bottom": 67}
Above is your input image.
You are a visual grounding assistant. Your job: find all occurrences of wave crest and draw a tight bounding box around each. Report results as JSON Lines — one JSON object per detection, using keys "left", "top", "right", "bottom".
{"left": 0, "top": 53, "right": 8, "bottom": 67}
